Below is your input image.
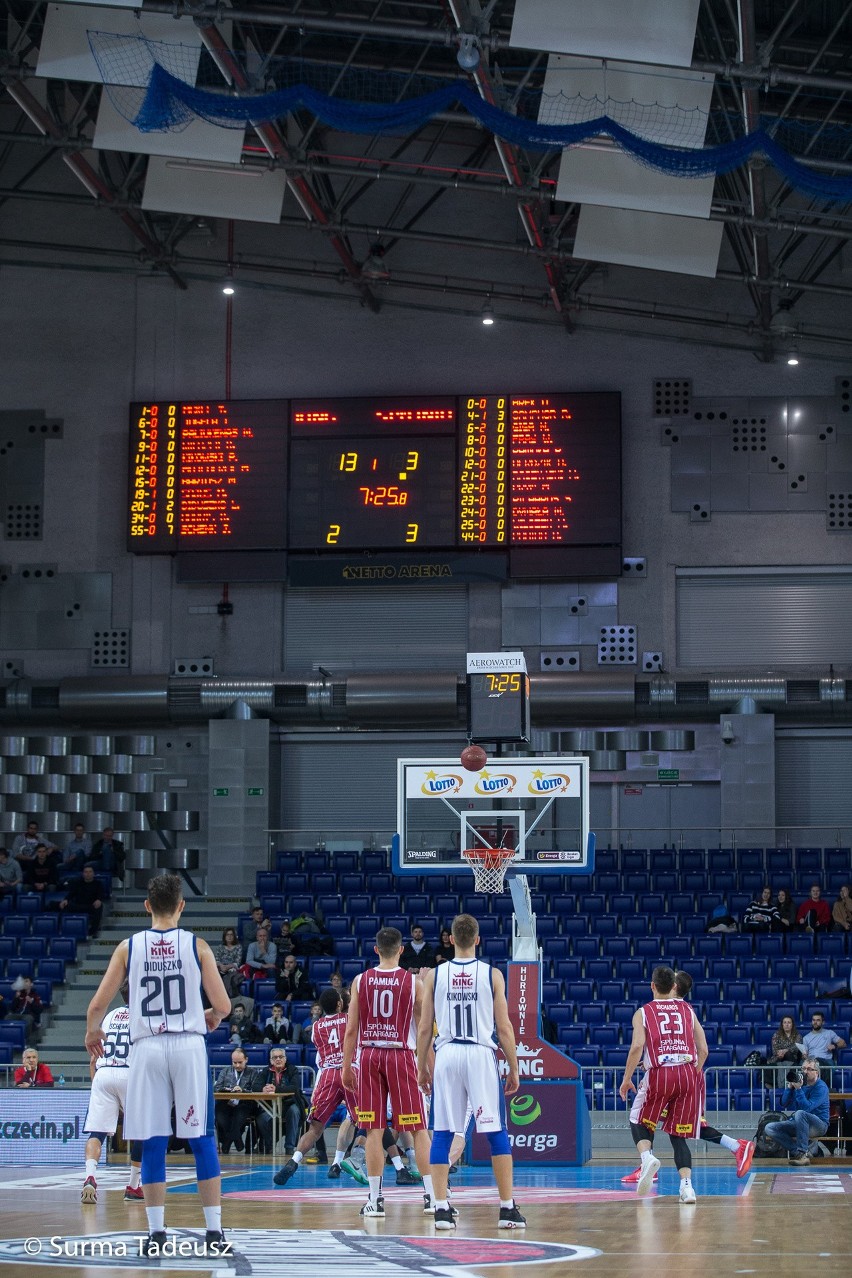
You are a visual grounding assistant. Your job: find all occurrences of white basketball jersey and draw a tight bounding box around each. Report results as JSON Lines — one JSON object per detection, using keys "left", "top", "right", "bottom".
{"left": 96, "top": 1005, "right": 132, "bottom": 1069}
{"left": 127, "top": 927, "right": 206, "bottom": 1040}
{"left": 434, "top": 958, "right": 497, "bottom": 1050}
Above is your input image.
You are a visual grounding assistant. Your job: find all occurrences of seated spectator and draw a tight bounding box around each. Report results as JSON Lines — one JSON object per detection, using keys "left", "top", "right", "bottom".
{"left": 742, "top": 886, "right": 782, "bottom": 932}
{"left": 242, "top": 927, "right": 278, "bottom": 981}
{"left": 329, "top": 971, "right": 347, "bottom": 995}
{"left": 832, "top": 883, "right": 852, "bottom": 933}
{"left": 801, "top": 1011, "right": 847, "bottom": 1066}
{"left": 11, "top": 821, "right": 54, "bottom": 864}
{"left": 276, "top": 954, "right": 316, "bottom": 1004}
{"left": 767, "top": 1013, "right": 804, "bottom": 1083}
{"left": 400, "top": 924, "right": 437, "bottom": 971}
{"left": 263, "top": 1002, "right": 292, "bottom": 1044}
{"left": 214, "top": 1047, "right": 261, "bottom": 1154}
{"left": 277, "top": 921, "right": 296, "bottom": 959}
{"left": 227, "top": 1002, "right": 262, "bottom": 1046}
{"left": 14, "top": 1047, "right": 54, "bottom": 1087}
{"left": 241, "top": 906, "right": 266, "bottom": 947}
{"left": 23, "top": 844, "right": 59, "bottom": 894}
{"left": 255, "top": 1046, "right": 307, "bottom": 1155}
{"left": 60, "top": 822, "right": 91, "bottom": 880}
{"left": 87, "top": 827, "right": 125, "bottom": 884}
{"left": 58, "top": 864, "right": 103, "bottom": 937}
{"left": 0, "top": 847, "right": 23, "bottom": 896}
{"left": 301, "top": 1001, "right": 323, "bottom": 1039}
{"left": 9, "top": 976, "right": 43, "bottom": 1044}
{"left": 796, "top": 884, "right": 833, "bottom": 932}
{"left": 763, "top": 1057, "right": 829, "bottom": 1165}
{"left": 706, "top": 902, "right": 738, "bottom": 933}
{"left": 214, "top": 927, "right": 244, "bottom": 997}
{"left": 775, "top": 887, "right": 795, "bottom": 929}
{"left": 435, "top": 927, "right": 455, "bottom": 964}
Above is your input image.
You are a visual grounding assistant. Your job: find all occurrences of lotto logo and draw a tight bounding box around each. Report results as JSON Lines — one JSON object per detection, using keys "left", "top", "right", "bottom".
{"left": 356, "top": 1110, "right": 375, "bottom": 1124}
{"left": 396, "top": 1113, "right": 422, "bottom": 1127}
{"left": 674, "top": 1124, "right": 693, "bottom": 1134}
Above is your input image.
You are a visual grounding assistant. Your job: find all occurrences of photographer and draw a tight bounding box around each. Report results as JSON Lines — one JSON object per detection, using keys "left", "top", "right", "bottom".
{"left": 763, "top": 1057, "right": 829, "bottom": 1166}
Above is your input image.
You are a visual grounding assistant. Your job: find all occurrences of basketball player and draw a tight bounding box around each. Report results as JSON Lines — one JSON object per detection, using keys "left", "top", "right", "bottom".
{"left": 273, "top": 987, "right": 359, "bottom": 1185}
{"left": 341, "top": 926, "right": 435, "bottom": 1218}
{"left": 621, "top": 969, "right": 754, "bottom": 1184}
{"left": 619, "top": 964, "right": 708, "bottom": 1203}
{"left": 417, "top": 913, "right": 525, "bottom": 1230}
{"left": 81, "top": 988, "right": 144, "bottom": 1204}
{"left": 84, "top": 873, "right": 232, "bottom": 1253}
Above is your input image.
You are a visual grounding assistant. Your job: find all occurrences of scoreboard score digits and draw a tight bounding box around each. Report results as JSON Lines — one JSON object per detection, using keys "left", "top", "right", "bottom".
{"left": 128, "top": 392, "right": 620, "bottom": 556}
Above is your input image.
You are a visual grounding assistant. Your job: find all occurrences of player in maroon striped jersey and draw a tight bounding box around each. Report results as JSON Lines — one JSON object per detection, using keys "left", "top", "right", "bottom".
{"left": 619, "top": 965, "right": 709, "bottom": 1204}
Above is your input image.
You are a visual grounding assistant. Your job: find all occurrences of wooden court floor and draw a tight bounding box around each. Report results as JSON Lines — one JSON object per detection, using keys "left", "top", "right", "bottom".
{"left": 0, "top": 1151, "right": 850, "bottom": 1278}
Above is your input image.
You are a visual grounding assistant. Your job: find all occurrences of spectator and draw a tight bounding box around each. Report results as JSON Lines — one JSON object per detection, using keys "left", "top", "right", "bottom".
{"left": 214, "top": 927, "right": 244, "bottom": 997}
{"left": 214, "top": 1047, "right": 261, "bottom": 1154}
{"left": 263, "top": 1002, "right": 292, "bottom": 1045}
{"left": 763, "top": 1057, "right": 829, "bottom": 1165}
{"left": 11, "top": 820, "right": 53, "bottom": 864}
{"left": 435, "top": 927, "right": 455, "bottom": 964}
{"left": 255, "top": 1046, "right": 307, "bottom": 1155}
{"left": 301, "top": 1001, "right": 322, "bottom": 1039}
{"left": 0, "top": 847, "right": 23, "bottom": 896}
{"left": 60, "top": 823, "right": 91, "bottom": 880}
{"left": 87, "top": 827, "right": 125, "bottom": 885}
{"left": 227, "top": 1003, "right": 262, "bottom": 1047}
{"left": 58, "top": 864, "right": 103, "bottom": 937}
{"left": 775, "top": 887, "right": 795, "bottom": 929}
{"left": 241, "top": 906, "right": 266, "bottom": 947}
{"left": 399, "top": 924, "right": 437, "bottom": 971}
{"left": 277, "top": 920, "right": 296, "bottom": 958}
{"left": 801, "top": 1011, "right": 847, "bottom": 1066}
{"left": 767, "top": 1014, "right": 804, "bottom": 1084}
{"left": 832, "top": 884, "right": 852, "bottom": 932}
{"left": 276, "top": 954, "right": 316, "bottom": 1004}
{"left": 742, "top": 886, "right": 782, "bottom": 932}
{"left": 242, "top": 927, "right": 278, "bottom": 981}
{"left": 796, "top": 884, "right": 832, "bottom": 932}
{"left": 14, "top": 1047, "right": 54, "bottom": 1087}
{"left": 329, "top": 971, "right": 347, "bottom": 995}
{"left": 23, "top": 844, "right": 59, "bottom": 894}
{"left": 8, "top": 976, "right": 43, "bottom": 1044}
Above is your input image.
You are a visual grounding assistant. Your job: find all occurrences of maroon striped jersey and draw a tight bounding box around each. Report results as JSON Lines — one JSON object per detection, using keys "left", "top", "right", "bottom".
{"left": 357, "top": 966, "right": 416, "bottom": 1049}
{"left": 642, "top": 998, "right": 697, "bottom": 1067}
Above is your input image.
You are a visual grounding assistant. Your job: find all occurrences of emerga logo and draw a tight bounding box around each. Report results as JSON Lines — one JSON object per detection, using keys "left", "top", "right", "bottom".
{"left": 510, "top": 1094, "right": 541, "bottom": 1126}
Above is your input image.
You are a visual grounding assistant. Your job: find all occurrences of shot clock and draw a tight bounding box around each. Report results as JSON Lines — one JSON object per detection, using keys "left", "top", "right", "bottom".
{"left": 466, "top": 652, "right": 530, "bottom": 744}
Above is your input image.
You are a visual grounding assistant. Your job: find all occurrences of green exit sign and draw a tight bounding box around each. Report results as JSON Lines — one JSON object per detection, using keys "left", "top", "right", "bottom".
{"left": 212, "top": 787, "right": 229, "bottom": 797}
{"left": 657, "top": 769, "right": 680, "bottom": 781}
{"left": 247, "top": 787, "right": 264, "bottom": 797}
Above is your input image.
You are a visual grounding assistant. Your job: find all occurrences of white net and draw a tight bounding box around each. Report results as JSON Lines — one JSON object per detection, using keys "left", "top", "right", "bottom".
{"left": 461, "top": 847, "right": 517, "bottom": 894}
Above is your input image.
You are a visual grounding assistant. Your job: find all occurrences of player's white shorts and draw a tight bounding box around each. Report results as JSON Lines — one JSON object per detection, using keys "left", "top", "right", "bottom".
{"left": 431, "top": 1043, "right": 505, "bottom": 1134}
{"left": 629, "top": 1071, "right": 649, "bottom": 1125}
{"left": 123, "top": 1032, "right": 212, "bottom": 1141}
{"left": 84, "top": 1066, "right": 129, "bottom": 1135}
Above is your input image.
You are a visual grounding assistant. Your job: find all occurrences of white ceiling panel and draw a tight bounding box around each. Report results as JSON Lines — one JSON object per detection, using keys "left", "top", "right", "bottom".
{"left": 94, "top": 91, "right": 245, "bottom": 163}
{"left": 573, "top": 204, "right": 723, "bottom": 276}
{"left": 142, "top": 156, "right": 288, "bottom": 224}
{"left": 557, "top": 147, "right": 715, "bottom": 216}
{"left": 511, "top": 0, "right": 702, "bottom": 69}
{"left": 36, "top": 4, "right": 201, "bottom": 86}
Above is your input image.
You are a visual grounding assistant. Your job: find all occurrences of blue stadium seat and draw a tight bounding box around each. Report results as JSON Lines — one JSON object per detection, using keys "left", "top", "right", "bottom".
{"left": 665, "top": 938, "right": 693, "bottom": 964}
{"left": 788, "top": 934, "right": 815, "bottom": 958}
{"left": 638, "top": 893, "right": 665, "bottom": 916}
{"left": 309, "top": 958, "right": 336, "bottom": 985}
{"left": 595, "top": 850, "right": 618, "bottom": 873}
{"left": 6, "top": 958, "right": 34, "bottom": 980}
{"left": 730, "top": 892, "right": 751, "bottom": 915}
{"left": 706, "top": 1003, "right": 735, "bottom": 1025}
{"left": 577, "top": 1003, "right": 607, "bottom": 1026}
{"left": 61, "top": 915, "right": 89, "bottom": 940}
{"left": 602, "top": 937, "right": 631, "bottom": 959}
{"left": 726, "top": 981, "right": 752, "bottom": 1003}
{"left": 698, "top": 892, "right": 724, "bottom": 915}
{"left": 353, "top": 914, "right": 380, "bottom": 940}
{"left": 739, "top": 1003, "right": 770, "bottom": 1024}
{"left": 0, "top": 938, "right": 16, "bottom": 961}
{"left": 549, "top": 1003, "right": 575, "bottom": 1027}
{"left": 260, "top": 896, "right": 285, "bottom": 916}
{"left": 596, "top": 874, "right": 620, "bottom": 895}
{"left": 825, "top": 847, "right": 851, "bottom": 873}
{"left": 477, "top": 917, "right": 500, "bottom": 939}
{"left": 585, "top": 959, "right": 612, "bottom": 982}
{"left": 623, "top": 873, "right": 650, "bottom": 894}
{"left": 597, "top": 1025, "right": 621, "bottom": 1047}
{"left": 333, "top": 854, "right": 359, "bottom": 874}
{"left": 713, "top": 959, "right": 737, "bottom": 982}
{"left": 0, "top": 1022, "right": 28, "bottom": 1051}
{"left": 573, "top": 937, "right": 601, "bottom": 960}
{"left": 550, "top": 893, "right": 576, "bottom": 919}
{"left": 572, "top": 1047, "right": 601, "bottom": 1067}
{"left": 563, "top": 918, "right": 588, "bottom": 938}
{"left": 31, "top": 914, "right": 59, "bottom": 937}
{"left": 633, "top": 938, "right": 663, "bottom": 960}
{"left": 649, "top": 850, "right": 676, "bottom": 872}
{"left": 333, "top": 938, "right": 358, "bottom": 960}
{"left": 620, "top": 960, "right": 644, "bottom": 982}
{"left": 694, "top": 936, "right": 724, "bottom": 959}
{"left": 702, "top": 1021, "right": 720, "bottom": 1044}
{"left": 706, "top": 1047, "right": 735, "bottom": 1067}
{"left": 680, "top": 851, "right": 705, "bottom": 872}
{"left": 650, "top": 872, "right": 678, "bottom": 895}
{"left": 755, "top": 981, "right": 784, "bottom": 1003}
{"left": 682, "top": 872, "right": 708, "bottom": 893}
{"left": 481, "top": 938, "right": 507, "bottom": 960}
{"left": 542, "top": 979, "right": 562, "bottom": 1004}
{"left": 554, "top": 959, "right": 583, "bottom": 984}
{"left": 621, "top": 851, "right": 648, "bottom": 873}
{"left": 288, "top": 894, "right": 315, "bottom": 916}
{"left": 3, "top": 917, "right": 30, "bottom": 938}
{"left": 340, "top": 873, "right": 366, "bottom": 896}
{"left": 728, "top": 1025, "right": 754, "bottom": 1048}
{"left": 737, "top": 849, "right": 765, "bottom": 872}
{"left": 653, "top": 917, "right": 677, "bottom": 937}
{"left": 803, "top": 958, "right": 832, "bottom": 982}
{"left": 693, "top": 980, "right": 721, "bottom": 1004}
{"left": 583, "top": 894, "right": 607, "bottom": 916}
{"left": 375, "top": 894, "right": 402, "bottom": 916}
{"left": 19, "top": 937, "right": 46, "bottom": 961}
{"left": 608, "top": 893, "right": 633, "bottom": 915}
{"left": 740, "top": 958, "right": 767, "bottom": 981}
{"left": 256, "top": 871, "right": 280, "bottom": 896}
{"left": 597, "top": 981, "right": 624, "bottom": 1002}
{"left": 48, "top": 936, "right": 76, "bottom": 962}
{"left": 325, "top": 915, "right": 351, "bottom": 939}
{"left": 283, "top": 874, "right": 309, "bottom": 893}
{"left": 709, "top": 850, "right": 735, "bottom": 872}
{"left": 275, "top": 852, "right": 302, "bottom": 874}
{"left": 766, "top": 849, "right": 792, "bottom": 875}
{"left": 15, "top": 894, "right": 42, "bottom": 914}
{"left": 346, "top": 894, "right": 372, "bottom": 916}
{"left": 795, "top": 848, "right": 823, "bottom": 875}
{"left": 558, "top": 1024, "right": 587, "bottom": 1048}
{"left": 384, "top": 914, "right": 408, "bottom": 934}
{"left": 433, "top": 894, "right": 459, "bottom": 919}
{"left": 787, "top": 980, "right": 813, "bottom": 1004}
{"left": 623, "top": 915, "right": 650, "bottom": 936}
{"left": 565, "top": 980, "right": 595, "bottom": 1004}
{"left": 753, "top": 934, "right": 784, "bottom": 958}
{"left": 594, "top": 917, "right": 619, "bottom": 938}
{"left": 38, "top": 958, "right": 66, "bottom": 984}
{"left": 668, "top": 892, "right": 694, "bottom": 913}
{"left": 725, "top": 934, "right": 753, "bottom": 960}
{"left": 738, "top": 871, "right": 765, "bottom": 894}
{"left": 544, "top": 937, "right": 571, "bottom": 961}
{"left": 310, "top": 873, "right": 336, "bottom": 895}
{"left": 821, "top": 934, "right": 848, "bottom": 959}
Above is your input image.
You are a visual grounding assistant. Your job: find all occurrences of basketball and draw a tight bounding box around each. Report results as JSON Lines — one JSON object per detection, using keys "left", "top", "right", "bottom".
{"left": 460, "top": 743, "right": 487, "bottom": 771}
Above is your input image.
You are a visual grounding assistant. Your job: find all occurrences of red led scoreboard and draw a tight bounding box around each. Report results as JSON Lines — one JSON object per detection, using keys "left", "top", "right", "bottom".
{"left": 128, "top": 392, "right": 621, "bottom": 568}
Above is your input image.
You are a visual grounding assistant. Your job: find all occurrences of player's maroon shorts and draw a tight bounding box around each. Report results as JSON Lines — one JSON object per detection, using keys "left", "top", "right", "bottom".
{"left": 636, "top": 1063, "right": 704, "bottom": 1138}
{"left": 356, "top": 1047, "right": 425, "bottom": 1130}
{"left": 308, "top": 1066, "right": 358, "bottom": 1126}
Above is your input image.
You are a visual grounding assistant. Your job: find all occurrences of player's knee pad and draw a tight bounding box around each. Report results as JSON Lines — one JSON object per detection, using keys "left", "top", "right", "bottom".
{"left": 141, "top": 1136, "right": 169, "bottom": 1185}
{"left": 188, "top": 1134, "right": 220, "bottom": 1182}
{"left": 486, "top": 1129, "right": 511, "bottom": 1157}
{"left": 630, "top": 1122, "right": 652, "bottom": 1148}
{"left": 87, "top": 1131, "right": 108, "bottom": 1143}
{"left": 430, "top": 1130, "right": 453, "bottom": 1164}
{"left": 129, "top": 1140, "right": 143, "bottom": 1162}
{"left": 382, "top": 1128, "right": 397, "bottom": 1152}
{"left": 669, "top": 1135, "right": 692, "bottom": 1170}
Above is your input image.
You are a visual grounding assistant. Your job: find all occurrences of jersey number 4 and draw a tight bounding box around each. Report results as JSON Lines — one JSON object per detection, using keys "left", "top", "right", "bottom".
{"left": 140, "top": 974, "right": 187, "bottom": 1018}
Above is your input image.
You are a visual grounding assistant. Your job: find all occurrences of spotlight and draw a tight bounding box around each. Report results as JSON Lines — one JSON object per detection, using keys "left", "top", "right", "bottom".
{"left": 361, "top": 242, "right": 390, "bottom": 281}
{"left": 786, "top": 347, "right": 800, "bottom": 366}
{"left": 481, "top": 302, "right": 495, "bottom": 326}
{"left": 222, "top": 282, "right": 235, "bottom": 296}
{"left": 457, "top": 34, "right": 481, "bottom": 71}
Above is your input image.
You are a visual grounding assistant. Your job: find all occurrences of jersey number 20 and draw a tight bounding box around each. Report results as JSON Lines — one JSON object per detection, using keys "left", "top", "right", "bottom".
{"left": 140, "top": 974, "right": 187, "bottom": 1018}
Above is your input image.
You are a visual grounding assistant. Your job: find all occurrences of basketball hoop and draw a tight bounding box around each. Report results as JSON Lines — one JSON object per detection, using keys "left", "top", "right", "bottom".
{"left": 461, "top": 846, "right": 517, "bottom": 894}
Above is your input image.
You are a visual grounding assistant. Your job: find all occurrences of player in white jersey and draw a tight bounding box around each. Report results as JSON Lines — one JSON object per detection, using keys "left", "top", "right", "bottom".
{"left": 85, "top": 873, "right": 231, "bottom": 1255}
{"left": 81, "top": 991, "right": 144, "bottom": 1205}
{"left": 417, "top": 913, "right": 526, "bottom": 1231}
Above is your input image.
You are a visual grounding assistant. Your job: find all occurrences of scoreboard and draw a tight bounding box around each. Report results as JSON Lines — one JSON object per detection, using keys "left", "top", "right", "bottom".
{"left": 128, "top": 391, "right": 621, "bottom": 566}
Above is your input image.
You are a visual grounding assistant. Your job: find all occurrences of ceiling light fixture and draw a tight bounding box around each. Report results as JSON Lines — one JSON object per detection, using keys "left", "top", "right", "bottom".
{"left": 222, "top": 282, "right": 235, "bottom": 295}
{"left": 457, "top": 34, "right": 481, "bottom": 71}
{"left": 481, "top": 302, "right": 495, "bottom": 326}
{"left": 361, "top": 242, "right": 390, "bottom": 281}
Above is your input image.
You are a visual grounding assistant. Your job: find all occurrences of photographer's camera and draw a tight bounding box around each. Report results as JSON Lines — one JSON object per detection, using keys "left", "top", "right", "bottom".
{"left": 786, "top": 1067, "right": 804, "bottom": 1085}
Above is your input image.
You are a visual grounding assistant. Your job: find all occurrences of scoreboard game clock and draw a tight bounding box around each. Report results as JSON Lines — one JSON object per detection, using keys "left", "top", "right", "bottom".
{"left": 466, "top": 651, "right": 530, "bottom": 744}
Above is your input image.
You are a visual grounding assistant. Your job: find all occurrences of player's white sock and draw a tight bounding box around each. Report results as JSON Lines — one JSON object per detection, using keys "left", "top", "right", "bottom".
{"left": 129, "top": 1167, "right": 142, "bottom": 1189}
{"left": 720, "top": 1136, "right": 738, "bottom": 1152}
{"left": 85, "top": 1159, "right": 98, "bottom": 1178}
{"left": 435, "top": 1199, "right": 449, "bottom": 1210}
{"left": 332, "top": 1150, "right": 345, "bottom": 1166}
{"left": 681, "top": 1177, "right": 693, "bottom": 1190}
{"left": 146, "top": 1206, "right": 165, "bottom": 1232}
{"left": 292, "top": 1151, "right": 304, "bottom": 1165}
{"left": 641, "top": 1150, "right": 655, "bottom": 1165}
{"left": 203, "top": 1206, "right": 222, "bottom": 1231}
{"left": 368, "top": 1175, "right": 382, "bottom": 1202}
{"left": 391, "top": 1155, "right": 405, "bottom": 1171}
{"left": 500, "top": 1199, "right": 514, "bottom": 1209}
{"left": 423, "top": 1174, "right": 434, "bottom": 1199}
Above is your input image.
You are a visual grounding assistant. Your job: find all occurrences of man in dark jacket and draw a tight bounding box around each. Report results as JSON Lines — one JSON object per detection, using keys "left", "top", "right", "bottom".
{"left": 254, "top": 1047, "right": 307, "bottom": 1154}
{"left": 88, "top": 828, "right": 125, "bottom": 883}
{"left": 276, "top": 955, "right": 316, "bottom": 1003}
{"left": 58, "top": 864, "right": 103, "bottom": 936}
{"left": 399, "top": 924, "right": 436, "bottom": 972}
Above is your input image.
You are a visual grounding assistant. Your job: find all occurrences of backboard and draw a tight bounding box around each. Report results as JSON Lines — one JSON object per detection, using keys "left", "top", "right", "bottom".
{"left": 393, "top": 755, "right": 592, "bottom": 876}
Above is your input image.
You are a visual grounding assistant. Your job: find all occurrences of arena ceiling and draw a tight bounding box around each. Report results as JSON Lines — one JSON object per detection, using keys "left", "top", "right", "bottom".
{"left": 2, "top": 0, "right": 852, "bottom": 361}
